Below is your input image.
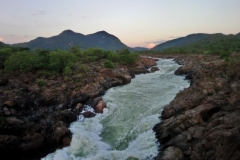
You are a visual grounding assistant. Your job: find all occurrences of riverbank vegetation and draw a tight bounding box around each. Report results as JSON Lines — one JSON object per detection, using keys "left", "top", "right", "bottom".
{"left": 0, "top": 46, "right": 138, "bottom": 76}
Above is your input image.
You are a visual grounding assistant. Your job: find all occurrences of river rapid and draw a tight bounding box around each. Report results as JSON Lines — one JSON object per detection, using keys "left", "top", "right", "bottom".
{"left": 42, "top": 58, "right": 189, "bottom": 160}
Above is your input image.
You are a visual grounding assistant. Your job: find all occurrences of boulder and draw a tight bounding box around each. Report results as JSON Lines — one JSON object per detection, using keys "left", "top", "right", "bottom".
{"left": 20, "top": 133, "right": 44, "bottom": 150}
{"left": 3, "top": 101, "right": 14, "bottom": 107}
{"left": 150, "top": 66, "right": 160, "bottom": 73}
{"left": 95, "top": 100, "right": 106, "bottom": 113}
{"left": 0, "top": 78, "right": 8, "bottom": 86}
{"left": 6, "top": 117, "right": 24, "bottom": 124}
{"left": 0, "top": 135, "right": 20, "bottom": 148}
{"left": 75, "top": 103, "right": 83, "bottom": 110}
{"left": 3, "top": 107, "right": 11, "bottom": 116}
{"left": 82, "top": 111, "right": 96, "bottom": 118}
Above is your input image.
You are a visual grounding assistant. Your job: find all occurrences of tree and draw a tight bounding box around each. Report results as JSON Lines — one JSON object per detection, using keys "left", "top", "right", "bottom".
{"left": 48, "top": 50, "right": 77, "bottom": 72}
{"left": 5, "top": 51, "right": 38, "bottom": 71}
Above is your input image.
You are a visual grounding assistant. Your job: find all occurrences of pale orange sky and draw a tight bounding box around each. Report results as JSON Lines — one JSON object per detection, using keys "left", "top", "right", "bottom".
{"left": 1, "top": 0, "right": 240, "bottom": 48}
{"left": 147, "top": 43, "right": 156, "bottom": 49}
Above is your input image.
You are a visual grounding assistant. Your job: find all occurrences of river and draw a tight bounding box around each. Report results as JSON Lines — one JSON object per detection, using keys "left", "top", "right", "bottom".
{"left": 42, "top": 58, "right": 189, "bottom": 160}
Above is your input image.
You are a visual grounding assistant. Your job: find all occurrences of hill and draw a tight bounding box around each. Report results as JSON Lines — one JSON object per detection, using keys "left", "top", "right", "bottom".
{"left": 151, "top": 33, "right": 210, "bottom": 50}
{"left": 160, "top": 33, "right": 240, "bottom": 55}
{"left": 13, "top": 30, "right": 132, "bottom": 51}
{"left": 148, "top": 33, "right": 240, "bottom": 56}
{"left": 133, "top": 47, "right": 149, "bottom": 51}
{"left": 0, "top": 41, "right": 8, "bottom": 48}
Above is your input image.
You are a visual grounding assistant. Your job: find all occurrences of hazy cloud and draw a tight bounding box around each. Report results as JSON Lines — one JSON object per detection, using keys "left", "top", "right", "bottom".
{"left": 154, "top": 39, "right": 167, "bottom": 44}
{"left": 0, "top": 23, "right": 23, "bottom": 28}
{"left": 33, "top": 10, "right": 45, "bottom": 16}
{"left": 146, "top": 39, "right": 166, "bottom": 45}
{"left": 168, "top": 36, "right": 179, "bottom": 39}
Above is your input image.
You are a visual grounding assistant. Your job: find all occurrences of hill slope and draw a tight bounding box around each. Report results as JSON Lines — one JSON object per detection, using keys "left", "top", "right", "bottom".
{"left": 133, "top": 47, "right": 149, "bottom": 51}
{"left": 0, "top": 41, "right": 8, "bottom": 48}
{"left": 151, "top": 33, "right": 210, "bottom": 51}
{"left": 13, "top": 30, "right": 132, "bottom": 51}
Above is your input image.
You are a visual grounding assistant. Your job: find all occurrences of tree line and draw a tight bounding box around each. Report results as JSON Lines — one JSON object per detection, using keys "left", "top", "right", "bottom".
{"left": 0, "top": 46, "right": 138, "bottom": 75}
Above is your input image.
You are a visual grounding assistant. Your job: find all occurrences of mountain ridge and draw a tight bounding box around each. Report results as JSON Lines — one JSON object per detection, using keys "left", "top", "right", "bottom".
{"left": 151, "top": 33, "right": 210, "bottom": 50}
{"left": 151, "top": 32, "right": 240, "bottom": 51}
{"left": 13, "top": 30, "right": 132, "bottom": 51}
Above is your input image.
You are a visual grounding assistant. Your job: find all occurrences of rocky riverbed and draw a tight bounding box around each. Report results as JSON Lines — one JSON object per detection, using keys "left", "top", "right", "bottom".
{"left": 153, "top": 54, "right": 240, "bottom": 160}
{"left": 1, "top": 53, "right": 239, "bottom": 160}
{"left": 0, "top": 56, "right": 157, "bottom": 160}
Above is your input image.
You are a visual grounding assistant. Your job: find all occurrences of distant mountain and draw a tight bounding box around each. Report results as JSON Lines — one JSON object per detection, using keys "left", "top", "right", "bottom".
{"left": 151, "top": 32, "right": 240, "bottom": 54}
{"left": 151, "top": 33, "right": 210, "bottom": 51}
{"left": 133, "top": 47, "right": 149, "bottom": 51}
{"left": 13, "top": 30, "right": 132, "bottom": 51}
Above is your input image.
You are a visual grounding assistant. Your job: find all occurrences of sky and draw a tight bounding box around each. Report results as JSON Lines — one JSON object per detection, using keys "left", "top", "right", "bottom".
{"left": 0, "top": 0, "right": 240, "bottom": 48}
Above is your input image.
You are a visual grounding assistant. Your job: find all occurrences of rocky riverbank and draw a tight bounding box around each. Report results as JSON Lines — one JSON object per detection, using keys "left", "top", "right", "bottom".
{"left": 153, "top": 54, "right": 240, "bottom": 160}
{"left": 0, "top": 56, "right": 157, "bottom": 160}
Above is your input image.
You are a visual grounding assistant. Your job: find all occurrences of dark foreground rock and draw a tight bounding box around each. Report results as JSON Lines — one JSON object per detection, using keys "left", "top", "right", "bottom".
{"left": 153, "top": 55, "right": 240, "bottom": 160}
{"left": 0, "top": 56, "right": 157, "bottom": 160}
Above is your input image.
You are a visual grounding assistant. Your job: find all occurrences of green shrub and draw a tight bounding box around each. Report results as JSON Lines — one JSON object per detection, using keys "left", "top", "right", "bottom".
{"left": 36, "top": 70, "right": 57, "bottom": 77}
{"left": 69, "top": 46, "right": 82, "bottom": 57}
{"left": 104, "top": 60, "right": 114, "bottom": 69}
{"left": 64, "top": 75, "right": 72, "bottom": 82}
{"left": 79, "top": 64, "right": 87, "bottom": 72}
{"left": 64, "top": 66, "right": 72, "bottom": 75}
{"left": 48, "top": 50, "right": 77, "bottom": 72}
{"left": 106, "top": 51, "right": 119, "bottom": 62}
{"left": 4, "top": 51, "right": 38, "bottom": 72}
{"left": 33, "top": 49, "right": 50, "bottom": 70}
{"left": 36, "top": 79, "right": 46, "bottom": 87}
{"left": 0, "top": 48, "right": 12, "bottom": 68}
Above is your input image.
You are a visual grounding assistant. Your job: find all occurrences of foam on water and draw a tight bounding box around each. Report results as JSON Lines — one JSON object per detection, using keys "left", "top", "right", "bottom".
{"left": 42, "top": 58, "right": 189, "bottom": 160}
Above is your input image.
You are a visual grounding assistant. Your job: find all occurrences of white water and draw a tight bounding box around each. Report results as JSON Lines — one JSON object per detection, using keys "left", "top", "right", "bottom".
{"left": 42, "top": 58, "right": 189, "bottom": 160}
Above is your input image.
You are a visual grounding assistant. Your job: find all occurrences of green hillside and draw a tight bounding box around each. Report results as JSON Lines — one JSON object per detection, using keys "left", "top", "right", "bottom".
{"left": 151, "top": 33, "right": 210, "bottom": 50}
{"left": 140, "top": 33, "right": 240, "bottom": 60}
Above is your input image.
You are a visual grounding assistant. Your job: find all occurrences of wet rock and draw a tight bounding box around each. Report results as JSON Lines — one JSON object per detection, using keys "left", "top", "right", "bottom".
{"left": 3, "top": 101, "right": 14, "bottom": 107}
{"left": 21, "top": 133, "right": 44, "bottom": 150}
{"left": 154, "top": 55, "right": 240, "bottom": 160}
{"left": 75, "top": 103, "right": 83, "bottom": 110}
{"left": 150, "top": 66, "right": 160, "bottom": 73}
{"left": 157, "top": 146, "right": 184, "bottom": 160}
{"left": 68, "top": 95, "right": 89, "bottom": 108}
{"left": 6, "top": 117, "right": 24, "bottom": 124}
{"left": 62, "top": 136, "right": 71, "bottom": 146}
{"left": 52, "top": 124, "right": 69, "bottom": 143}
{"left": 82, "top": 111, "right": 96, "bottom": 118}
{"left": 95, "top": 100, "right": 106, "bottom": 113}
{"left": 85, "top": 97, "right": 102, "bottom": 108}
{"left": 81, "top": 83, "right": 104, "bottom": 97}
{"left": 3, "top": 107, "right": 11, "bottom": 116}
{"left": 0, "top": 78, "right": 8, "bottom": 86}
{"left": 0, "top": 135, "right": 20, "bottom": 148}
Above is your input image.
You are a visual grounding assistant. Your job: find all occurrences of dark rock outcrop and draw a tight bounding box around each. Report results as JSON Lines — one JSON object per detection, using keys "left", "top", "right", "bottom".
{"left": 150, "top": 66, "right": 160, "bottom": 73}
{"left": 0, "top": 56, "right": 157, "bottom": 159}
{"left": 153, "top": 55, "right": 240, "bottom": 160}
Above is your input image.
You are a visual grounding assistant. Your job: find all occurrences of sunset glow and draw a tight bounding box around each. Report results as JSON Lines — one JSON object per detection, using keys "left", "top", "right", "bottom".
{"left": 147, "top": 43, "right": 156, "bottom": 49}
{"left": 0, "top": 0, "right": 240, "bottom": 47}
{"left": 0, "top": 38, "right": 3, "bottom": 42}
